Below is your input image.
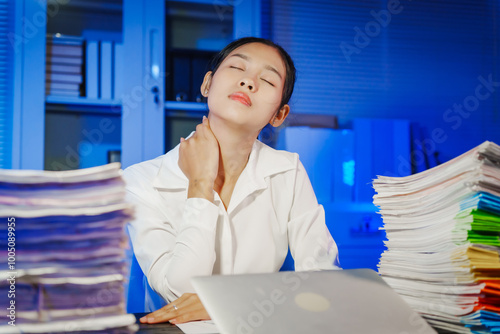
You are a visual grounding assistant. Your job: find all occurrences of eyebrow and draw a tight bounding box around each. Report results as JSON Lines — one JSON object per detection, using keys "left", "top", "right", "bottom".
{"left": 229, "top": 53, "right": 283, "bottom": 80}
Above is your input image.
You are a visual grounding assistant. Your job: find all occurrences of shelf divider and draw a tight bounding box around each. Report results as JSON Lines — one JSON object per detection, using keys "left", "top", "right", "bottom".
{"left": 45, "top": 96, "right": 122, "bottom": 115}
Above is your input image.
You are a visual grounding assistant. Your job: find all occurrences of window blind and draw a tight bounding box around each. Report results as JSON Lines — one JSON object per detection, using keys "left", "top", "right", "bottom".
{"left": 271, "top": 0, "right": 386, "bottom": 119}
{"left": 0, "top": 0, "right": 11, "bottom": 168}
{"left": 271, "top": 0, "right": 499, "bottom": 160}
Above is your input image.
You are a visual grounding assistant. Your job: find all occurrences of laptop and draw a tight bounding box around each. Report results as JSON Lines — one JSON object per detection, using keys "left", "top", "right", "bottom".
{"left": 191, "top": 269, "right": 437, "bottom": 334}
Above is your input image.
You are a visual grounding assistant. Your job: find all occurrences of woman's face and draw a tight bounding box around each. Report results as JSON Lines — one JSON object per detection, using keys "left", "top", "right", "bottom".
{"left": 202, "top": 42, "right": 289, "bottom": 134}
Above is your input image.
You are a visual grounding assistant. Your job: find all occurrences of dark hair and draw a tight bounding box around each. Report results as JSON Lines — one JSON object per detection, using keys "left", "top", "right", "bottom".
{"left": 209, "top": 37, "right": 296, "bottom": 109}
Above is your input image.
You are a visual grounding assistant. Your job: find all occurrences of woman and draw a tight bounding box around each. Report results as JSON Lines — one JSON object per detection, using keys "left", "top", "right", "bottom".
{"left": 124, "top": 37, "right": 340, "bottom": 325}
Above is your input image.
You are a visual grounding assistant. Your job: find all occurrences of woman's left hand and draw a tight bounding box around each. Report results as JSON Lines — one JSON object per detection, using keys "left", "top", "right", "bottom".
{"left": 139, "top": 293, "right": 210, "bottom": 325}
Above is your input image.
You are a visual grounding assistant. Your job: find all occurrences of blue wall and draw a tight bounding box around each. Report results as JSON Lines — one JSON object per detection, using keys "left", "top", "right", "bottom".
{"left": 271, "top": 0, "right": 500, "bottom": 167}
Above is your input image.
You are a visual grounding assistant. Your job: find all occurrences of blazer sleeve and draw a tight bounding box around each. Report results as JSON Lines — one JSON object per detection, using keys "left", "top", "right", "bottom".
{"left": 124, "top": 164, "right": 220, "bottom": 303}
{"left": 287, "top": 159, "right": 341, "bottom": 271}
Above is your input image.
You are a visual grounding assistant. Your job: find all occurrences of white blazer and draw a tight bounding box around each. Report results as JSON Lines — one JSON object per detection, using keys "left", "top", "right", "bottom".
{"left": 124, "top": 139, "right": 340, "bottom": 303}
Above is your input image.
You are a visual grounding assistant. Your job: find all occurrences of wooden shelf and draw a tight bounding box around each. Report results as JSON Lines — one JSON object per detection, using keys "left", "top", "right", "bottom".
{"left": 46, "top": 96, "right": 121, "bottom": 105}
{"left": 168, "top": 0, "right": 231, "bottom": 6}
{"left": 57, "top": 0, "right": 122, "bottom": 13}
{"left": 45, "top": 96, "right": 121, "bottom": 115}
{"left": 165, "top": 101, "right": 207, "bottom": 112}
{"left": 45, "top": 98, "right": 210, "bottom": 117}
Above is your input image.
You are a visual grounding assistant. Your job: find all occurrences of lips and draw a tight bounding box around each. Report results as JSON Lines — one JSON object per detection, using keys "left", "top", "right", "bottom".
{"left": 229, "top": 92, "right": 252, "bottom": 106}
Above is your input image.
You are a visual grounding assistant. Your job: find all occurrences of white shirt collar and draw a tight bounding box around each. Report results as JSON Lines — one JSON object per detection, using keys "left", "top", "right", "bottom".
{"left": 151, "top": 138, "right": 296, "bottom": 191}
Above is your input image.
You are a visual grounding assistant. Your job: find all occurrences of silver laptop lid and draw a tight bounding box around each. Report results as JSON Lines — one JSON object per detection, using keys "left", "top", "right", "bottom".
{"left": 192, "top": 269, "right": 436, "bottom": 334}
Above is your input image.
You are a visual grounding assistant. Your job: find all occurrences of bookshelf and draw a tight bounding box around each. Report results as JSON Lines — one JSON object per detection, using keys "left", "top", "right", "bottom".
{"left": 39, "top": 0, "right": 259, "bottom": 170}
{"left": 44, "top": 0, "right": 123, "bottom": 170}
{"left": 45, "top": 96, "right": 121, "bottom": 115}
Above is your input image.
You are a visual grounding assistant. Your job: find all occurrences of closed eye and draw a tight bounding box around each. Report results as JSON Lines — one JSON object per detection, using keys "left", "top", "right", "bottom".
{"left": 230, "top": 66, "right": 244, "bottom": 71}
{"left": 261, "top": 78, "right": 275, "bottom": 87}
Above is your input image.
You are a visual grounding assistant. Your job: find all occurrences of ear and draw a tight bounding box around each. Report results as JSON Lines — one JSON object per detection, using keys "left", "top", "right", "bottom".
{"left": 270, "top": 104, "right": 290, "bottom": 127}
{"left": 201, "top": 71, "right": 213, "bottom": 97}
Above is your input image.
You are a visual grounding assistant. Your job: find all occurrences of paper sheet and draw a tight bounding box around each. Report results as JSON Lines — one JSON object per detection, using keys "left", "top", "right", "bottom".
{"left": 176, "top": 320, "right": 219, "bottom": 334}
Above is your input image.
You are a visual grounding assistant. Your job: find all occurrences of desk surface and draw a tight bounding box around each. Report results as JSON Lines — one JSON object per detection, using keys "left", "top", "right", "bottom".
{"left": 133, "top": 313, "right": 184, "bottom": 334}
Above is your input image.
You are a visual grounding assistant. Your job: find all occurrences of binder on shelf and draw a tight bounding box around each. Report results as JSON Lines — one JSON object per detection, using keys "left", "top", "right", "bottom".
{"left": 100, "top": 41, "right": 113, "bottom": 100}
{"left": 47, "top": 37, "right": 118, "bottom": 101}
{"left": 114, "top": 43, "right": 124, "bottom": 99}
{"left": 191, "top": 56, "right": 209, "bottom": 102}
{"left": 86, "top": 40, "right": 99, "bottom": 99}
{"left": 172, "top": 56, "right": 190, "bottom": 101}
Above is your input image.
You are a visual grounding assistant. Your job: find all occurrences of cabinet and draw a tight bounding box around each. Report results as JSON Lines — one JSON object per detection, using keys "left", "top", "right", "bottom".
{"left": 162, "top": 0, "right": 263, "bottom": 152}
{"left": 44, "top": 0, "right": 123, "bottom": 171}
{"left": 163, "top": 0, "right": 233, "bottom": 151}
{"left": 12, "top": 0, "right": 261, "bottom": 171}
{"left": 122, "top": 0, "right": 262, "bottom": 168}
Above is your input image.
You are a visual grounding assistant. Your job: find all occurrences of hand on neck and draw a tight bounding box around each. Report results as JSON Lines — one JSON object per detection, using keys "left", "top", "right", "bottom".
{"left": 207, "top": 114, "right": 257, "bottom": 186}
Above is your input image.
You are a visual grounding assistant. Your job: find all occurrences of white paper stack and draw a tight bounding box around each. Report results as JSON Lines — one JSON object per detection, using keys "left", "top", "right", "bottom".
{"left": 0, "top": 163, "right": 136, "bottom": 333}
{"left": 375, "top": 141, "right": 500, "bottom": 334}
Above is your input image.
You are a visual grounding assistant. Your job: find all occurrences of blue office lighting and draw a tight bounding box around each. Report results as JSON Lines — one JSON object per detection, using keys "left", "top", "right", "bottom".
{"left": 343, "top": 160, "right": 355, "bottom": 187}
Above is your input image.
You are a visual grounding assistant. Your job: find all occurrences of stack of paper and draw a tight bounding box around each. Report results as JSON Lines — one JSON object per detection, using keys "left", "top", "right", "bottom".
{"left": 0, "top": 163, "right": 136, "bottom": 333}
{"left": 46, "top": 34, "right": 84, "bottom": 97}
{"left": 374, "top": 141, "right": 500, "bottom": 333}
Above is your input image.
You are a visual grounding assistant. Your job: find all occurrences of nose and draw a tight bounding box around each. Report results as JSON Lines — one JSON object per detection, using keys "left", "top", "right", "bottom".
{"left": 239, "top": 77, "right": 257, "bottom": 92}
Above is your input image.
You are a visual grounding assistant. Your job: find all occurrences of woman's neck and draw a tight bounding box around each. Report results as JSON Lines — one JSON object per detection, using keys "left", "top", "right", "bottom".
{"left": 208, "top": 114, "right": 257, "bottom": 188}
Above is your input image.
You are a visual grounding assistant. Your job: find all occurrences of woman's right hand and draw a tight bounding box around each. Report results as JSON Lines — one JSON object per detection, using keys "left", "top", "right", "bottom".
{"left": 178, "top": 116, "right": 220, "bottom": 202}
